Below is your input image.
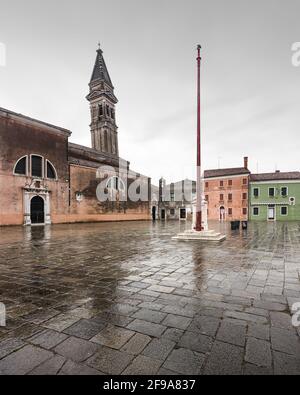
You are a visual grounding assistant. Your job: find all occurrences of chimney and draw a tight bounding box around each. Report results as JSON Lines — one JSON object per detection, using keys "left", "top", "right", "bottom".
{"left": 276, "top": 170, "right": 280, "bottom": 173}
{"left": 244, "top": 156, "right": 248, "bottom": 169}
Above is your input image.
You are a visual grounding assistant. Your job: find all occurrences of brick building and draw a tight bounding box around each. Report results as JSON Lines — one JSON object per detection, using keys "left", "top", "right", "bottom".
{"left": 0, "top": 46, "right": 150, "bottom": 226}
{"left": 204, "top": 157, "right": 250, "bottom": 221}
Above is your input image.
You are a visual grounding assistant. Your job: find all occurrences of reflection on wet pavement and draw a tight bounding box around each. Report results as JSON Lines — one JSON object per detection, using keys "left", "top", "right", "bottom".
{"left": 0, "top": 220, "right": 299, "bottom": 375}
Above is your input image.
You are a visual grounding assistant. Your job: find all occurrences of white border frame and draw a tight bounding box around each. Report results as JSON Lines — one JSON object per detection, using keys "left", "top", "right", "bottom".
{"left": 30, "top": 154, "right": 44, "bottom": 179}
{"left": 253, "top": 206, "right": 260, "bottom": 216}
{"left": 268, "top": 187, "right": 275, "bottom": 198}
{"left": 252, "top": 187, "right": 260, "bottom": 198}
{"left": 267, "top": 205, "right": 276, "bottom": 221}
{"left": 45, "top": 159, "right": 58, "bottom": 180}
{"left": 280, "top": 206, "right": 288, "bottom": 216}
{"left": 30, "top": 195, "right": 45, "bottom": 225}
{"left": 179, "top": 207, "right": 187, "bottom": 220}
{"left": 281, "top": 186, "right": 288, "bottom": 197}
{"left": 13, "top": 155, "right": 28, "bottom": 176}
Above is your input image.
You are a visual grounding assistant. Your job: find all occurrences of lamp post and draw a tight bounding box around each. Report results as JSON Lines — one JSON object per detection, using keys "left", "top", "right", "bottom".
{"left": 195, "top": 45, "right": 203, "bottom": 232}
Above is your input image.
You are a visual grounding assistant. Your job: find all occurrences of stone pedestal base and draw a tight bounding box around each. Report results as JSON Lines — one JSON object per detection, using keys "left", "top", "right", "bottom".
{"left": 172, "top": 229, "right": 226, "bottom": 242}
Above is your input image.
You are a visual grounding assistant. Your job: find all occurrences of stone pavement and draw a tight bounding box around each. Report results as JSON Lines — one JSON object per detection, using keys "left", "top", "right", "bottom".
{"left": 0, "top": 220, "right": 299, "bottom": 375}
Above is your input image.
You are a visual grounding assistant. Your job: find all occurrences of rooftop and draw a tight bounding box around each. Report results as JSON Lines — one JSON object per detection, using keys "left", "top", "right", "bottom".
{"left": 250, "top": 171, "right": 300, "bottom": 182}
{"left": 0, "top": 107, "right": 71, "bottom": 137}
{"left": 204, "top": 167, "right": 250, "bottom": 178}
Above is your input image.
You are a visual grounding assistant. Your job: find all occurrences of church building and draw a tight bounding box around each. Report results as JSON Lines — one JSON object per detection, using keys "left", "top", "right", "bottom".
{"left": 0, "top": 46, "right": 151, "bottom": 226}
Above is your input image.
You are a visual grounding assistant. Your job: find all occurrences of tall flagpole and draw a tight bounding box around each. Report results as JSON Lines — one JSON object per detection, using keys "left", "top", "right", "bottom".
{"left": 195, "top": 45, "right": 203, "bottom": 232}
{"left": 173, "top": 45, "right": 226, "bottom": 242}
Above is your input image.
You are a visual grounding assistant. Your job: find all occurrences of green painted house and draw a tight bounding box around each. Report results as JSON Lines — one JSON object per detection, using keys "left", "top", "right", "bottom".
{"left": 249, "top": 171, "right": 300, "bottom": 221}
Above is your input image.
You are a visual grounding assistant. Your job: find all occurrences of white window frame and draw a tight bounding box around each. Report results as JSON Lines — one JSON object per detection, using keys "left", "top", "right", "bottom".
{"left": 13, "top": 155, "right": 28, "bottom": 176}
{"left": 30, "top": 154, "right": 44, "bottom": 179}
{"left": 280, "top": 206, "right": 288, "bottom": 216}
{"left": 179, "top": 208, "right": 187, "bottom": 220}
{"left": 268, "top": 187, "right": 275, "bottom": 197}
{"left": 45, "top": 159, "right": 58, "bottom": 180}
{"left": 281, "top": 186, "right": 288, "bottom": 197}
{"left": 253, "top": 187, "right": 260, "bottom": 198}
{"left": 253, "top": 207, "right": 260, "bottom": 216}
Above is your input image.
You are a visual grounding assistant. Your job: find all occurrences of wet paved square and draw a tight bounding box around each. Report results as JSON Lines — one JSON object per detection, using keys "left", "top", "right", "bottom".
{"left": 0, "top": 220, "right": 300, "bottom": 375}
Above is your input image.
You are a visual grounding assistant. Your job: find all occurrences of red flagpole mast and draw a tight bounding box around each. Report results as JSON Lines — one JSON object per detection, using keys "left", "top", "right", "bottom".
{"left": 195, "top": 45, "right": 203, "bottom": 231}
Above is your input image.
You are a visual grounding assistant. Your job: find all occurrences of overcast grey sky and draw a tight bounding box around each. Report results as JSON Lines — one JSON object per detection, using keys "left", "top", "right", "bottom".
{"left": 0, "top": 0, "right": 300, "bottom": 184}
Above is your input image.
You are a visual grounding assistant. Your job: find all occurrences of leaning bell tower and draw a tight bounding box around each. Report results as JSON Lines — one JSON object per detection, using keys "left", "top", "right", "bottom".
{"left": 86, "top": 45, "right": 119, "bottom": 156}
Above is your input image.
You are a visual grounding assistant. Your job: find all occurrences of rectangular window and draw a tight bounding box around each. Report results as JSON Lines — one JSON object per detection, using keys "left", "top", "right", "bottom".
{"left": 253, "top": 188, "right": 259, "bottom": 197}
{"left": 170, "top": 193, "right": 175, "bottom": 202}
{"left": 281, "top": 187, "right": 288, "bottom": 197}
{"left": 281, "top": 206, "right": 288, "bottom": 216}
{"left": 205, "top": 195, "right": 209, "bottom": 202}
{"left": 228, "top": 208, "right": 232, "bottom": 216}
{"left": 205, "top": 182, "right": 209, "bottom": 188}
{"left": 180, "top": 209, "right": 186, "bottom": 219}
{"left": 253, "top": 207, "right": 259, "bottom": 216}
{"left": 220, "top": 181, "right": 224, "bottom": 187}
{"left": 228, "top": 193, "right": 232, "bottom": 201}
{"left": 220, "top": 194, "right": 224, "bottom": 201}
{"left": 243, "top": 178, "right": 248, "bottom": 185}
{"left": 31, "top": 156, "right": 43, "bottom": 178}
{"left": 99, "top": 104, "right": 103, "bottom": 116}
{"left": 243, "top": 193, "right": 247, "bottom": 200}
{"left": 228, "top": 180, "right": 233, "bottom": 186}
{"left": 269, "top": 188, "right": 275, "bottom": 197}
{"left": 243, "top": 208, "right": 247, "bottom": 215}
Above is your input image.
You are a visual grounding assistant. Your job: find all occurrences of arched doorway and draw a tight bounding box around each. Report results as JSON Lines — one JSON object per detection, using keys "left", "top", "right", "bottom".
{"left": 30, "top": 196, "right": 45, "bottom": 224}
{"left": 219, "top": 206, "right": 225, "bottom": 222}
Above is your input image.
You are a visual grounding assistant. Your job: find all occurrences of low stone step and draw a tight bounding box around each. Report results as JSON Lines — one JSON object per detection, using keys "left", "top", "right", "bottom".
{"left": 172, "top": 230, "right": 226, "bottom": 242}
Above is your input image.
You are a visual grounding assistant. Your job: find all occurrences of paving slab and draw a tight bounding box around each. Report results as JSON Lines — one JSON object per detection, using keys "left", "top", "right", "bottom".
{"left": 86, "top": 347, "right": 134, "bottom": 374}
{"left": 54, "top": 336, "right": 99, "bottom": 362}
{"left": 0, "top": 345, "right": 53, "bottom": 375}
{"left": 163, "top": 348, "right": 205, "bottom": 375}
{"left": 203, "top": 341, "right": 244, "bottom": 375}
{"left": 90, "top": 324, "right": 135, "bottom": 349}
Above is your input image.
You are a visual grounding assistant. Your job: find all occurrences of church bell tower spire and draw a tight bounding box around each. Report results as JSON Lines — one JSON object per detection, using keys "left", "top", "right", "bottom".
{"left": 86, "top": 45, "right": 119, "bottom": 156}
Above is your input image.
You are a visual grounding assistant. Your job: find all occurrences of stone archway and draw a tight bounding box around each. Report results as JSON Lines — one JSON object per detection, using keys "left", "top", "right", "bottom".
{"left": 30, "top": 196, "right": 45, "bottom": 224}
{"left": 23, "top": 180, "right": 51, "bottom": 225}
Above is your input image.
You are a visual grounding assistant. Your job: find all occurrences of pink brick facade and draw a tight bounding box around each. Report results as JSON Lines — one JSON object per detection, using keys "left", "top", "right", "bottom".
{"left": 204, "top": 158, "right": 250, "bottom": 222}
